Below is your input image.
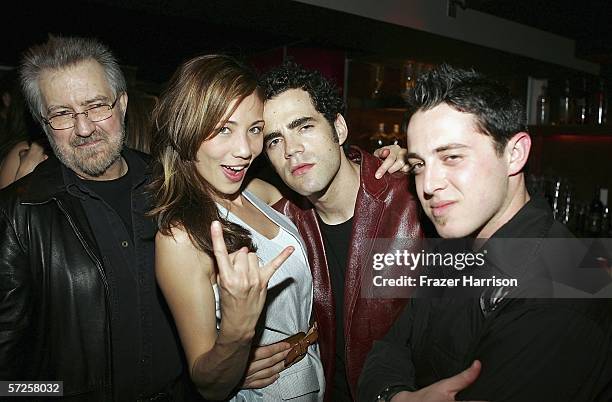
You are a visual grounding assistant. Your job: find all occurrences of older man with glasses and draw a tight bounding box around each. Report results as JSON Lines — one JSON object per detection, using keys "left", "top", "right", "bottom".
{"left": 0, "top": 36, "right": 200, "bottom": 401}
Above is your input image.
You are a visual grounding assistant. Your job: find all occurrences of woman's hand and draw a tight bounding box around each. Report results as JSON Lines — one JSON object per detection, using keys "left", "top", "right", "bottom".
{"left": 0, "top": 140, "right": 47, "bottom": 189}
{"left": 15, "top": 141, "right": 47, "bottom": 181}
{"left": 373, "top": 144, "right": 409, "bottom": 178}
{"left": 212, "top": 220, "right": 294, "bottom": 341}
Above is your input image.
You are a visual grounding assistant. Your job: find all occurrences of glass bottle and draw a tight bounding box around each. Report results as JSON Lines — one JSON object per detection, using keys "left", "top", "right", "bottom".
{"left": 598, "top": 188, "right": 609, "bottom": 237}
{"left": 369, "top": 122, "right": 389, "bottom": 150}
{"left": 549, "top": 177, "right": 563, "bottom": 220}
{"left": 371, "top": 64, "right": 384, "bottom": 100}
{"left": 590, "top": 78, "right": 607, "bottom": 125}
{"left": 573, "top": 202, "right": 587, "bottom": 237}
{"left": 401, "top": 62, "right": 416, "bottom": 103}
{"left": 574, "top": 76, "right": 588, "bottom": 125}
{"left": 536, "top": 86, "right": 550, "bottom": 125}
{"left": 557, "top": 79, "right": 573, "bottom": 125}
{"left": 559, "top": 182, "right": 573, "bottom": 226}
{"left": 585, "top": 187, "right": 604, "bottom": 237}
{"left": 391, "top": 123, "right": 405, "bottom": 147}
{"left": 602, "top": 206, "right": 611, "bottom": 237}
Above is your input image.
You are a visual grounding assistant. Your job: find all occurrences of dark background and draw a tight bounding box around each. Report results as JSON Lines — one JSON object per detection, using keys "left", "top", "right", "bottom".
{"left": 3, "top": 0, "right": 610, "bottom": 88}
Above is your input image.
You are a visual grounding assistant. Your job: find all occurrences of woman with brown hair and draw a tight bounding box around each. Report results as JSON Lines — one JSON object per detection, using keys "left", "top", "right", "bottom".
{"left": 148, "top": 54, "right": 324, "bottom": 401}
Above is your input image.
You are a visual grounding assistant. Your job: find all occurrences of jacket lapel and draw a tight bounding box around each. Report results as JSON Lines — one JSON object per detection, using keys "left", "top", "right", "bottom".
{"left": 344, "top": 188, "right": 384, "bottom": 335}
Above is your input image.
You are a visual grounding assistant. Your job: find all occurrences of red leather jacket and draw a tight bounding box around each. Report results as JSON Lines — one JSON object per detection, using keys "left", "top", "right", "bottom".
{"left": 273, "top": 147, "right": 423, "bottom": 400}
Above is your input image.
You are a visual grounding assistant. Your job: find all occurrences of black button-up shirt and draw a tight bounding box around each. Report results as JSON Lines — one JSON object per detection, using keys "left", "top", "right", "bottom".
{"left": 359, "top": 197, "right": 612, "bottom": 402}
{"left": 62, "top": 149, "right": 184, "bottom": 401}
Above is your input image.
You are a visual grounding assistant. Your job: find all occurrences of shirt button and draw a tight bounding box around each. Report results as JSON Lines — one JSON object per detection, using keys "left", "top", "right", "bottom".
{"left": 121, "top": 240, "right": 129, "bottom": 248}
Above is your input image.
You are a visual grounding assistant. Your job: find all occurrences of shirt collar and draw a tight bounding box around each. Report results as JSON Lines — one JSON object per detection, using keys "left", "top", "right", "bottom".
{"left": 60, "top": 148, "right": 148, "bottom": 199}
{"left": 478, "top": 197, "right": 554, "bottom": 278}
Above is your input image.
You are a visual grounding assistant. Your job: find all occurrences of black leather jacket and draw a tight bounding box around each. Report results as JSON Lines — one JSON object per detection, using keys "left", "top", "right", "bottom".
{"left": 0, "top": 152, "right": 168, "bottom": 401}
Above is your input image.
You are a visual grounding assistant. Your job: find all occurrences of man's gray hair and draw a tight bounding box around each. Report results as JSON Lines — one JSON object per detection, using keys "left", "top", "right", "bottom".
{"left": 19, "top": 35, "right": 127, "bottom": 125}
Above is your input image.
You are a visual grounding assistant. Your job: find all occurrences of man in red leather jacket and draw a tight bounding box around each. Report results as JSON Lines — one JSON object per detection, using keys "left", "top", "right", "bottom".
{"left": 257, "top": 62, "right": 423, "bottom": 401}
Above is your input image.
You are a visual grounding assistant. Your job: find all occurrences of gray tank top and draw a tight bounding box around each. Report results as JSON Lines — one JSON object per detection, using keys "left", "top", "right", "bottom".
{"left": 213, "top": 190, "right": 324, "bottom": 401}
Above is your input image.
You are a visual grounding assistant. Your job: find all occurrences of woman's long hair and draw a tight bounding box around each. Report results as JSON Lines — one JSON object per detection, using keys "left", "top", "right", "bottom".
{"left": 148, "top": 54, "right": 260, "bottom": 256}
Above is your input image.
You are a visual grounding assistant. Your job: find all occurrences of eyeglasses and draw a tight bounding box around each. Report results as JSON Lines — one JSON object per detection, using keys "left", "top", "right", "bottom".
{"left": 43, "top": 96, "right": 120, "bottom": 130}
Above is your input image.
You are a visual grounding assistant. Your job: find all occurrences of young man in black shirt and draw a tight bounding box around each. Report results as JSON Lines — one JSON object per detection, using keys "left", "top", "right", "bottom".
{"left": 358, "top": 64, "right": 612, "bottom": 402}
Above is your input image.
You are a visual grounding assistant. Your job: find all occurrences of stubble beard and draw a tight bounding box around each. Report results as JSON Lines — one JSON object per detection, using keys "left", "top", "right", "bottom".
{"left": 48, "top": 124, "right": 125, "bottom": 178}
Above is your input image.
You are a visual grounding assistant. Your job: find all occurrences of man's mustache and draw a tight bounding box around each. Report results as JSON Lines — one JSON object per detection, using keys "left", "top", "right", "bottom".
{"left": 70, "top": 131, "right": 107, "bottom": 146}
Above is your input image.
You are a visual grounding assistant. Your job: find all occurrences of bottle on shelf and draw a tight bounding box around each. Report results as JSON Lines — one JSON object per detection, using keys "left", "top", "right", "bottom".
{"left": 590, "top": 78, "right": 608, "bottom": 125}
{"left": 602, "top": 206, "right": 611, "bottom": 237}
{"left": 549, "top": 177, "right": 564, "bottom": 221}
{"left": 369, "top": 122, "right": 392, "bottom": 150}
{"left": 599, "top": 188, "right": 610, "bottom": 237}
{"left": 371, "top": 64, "right": 384, "bottom": 100}
{"left": 558, "top": 182, "right": 573, "bottom": 226}
{"left": 574, "top": 76, "right": 589, "bottom": 125}
{"left": 536, "top": 86, "right": 550, "bottom": 125}
{"left": 585, "top": 186, "right": 605, "bottom": 237}
{"left": 573, "top": 202, "right": 588, "bottom": 236}
{"left": 401, "top": 62, "right": 416, "bottom": 103}
{"left": 391, "top": 123, "right": 405, "bottom": 147}
{"left": 557, "top": 79, "right": 574, "bottom": 125}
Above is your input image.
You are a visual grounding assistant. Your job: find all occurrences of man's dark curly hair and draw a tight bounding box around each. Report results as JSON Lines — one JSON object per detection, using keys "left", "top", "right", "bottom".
{"left": 260, "top": 60, "right": 344, "bottom": 140}
{"left": 408, "top": 64, "right": 527, "bottom": 155}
